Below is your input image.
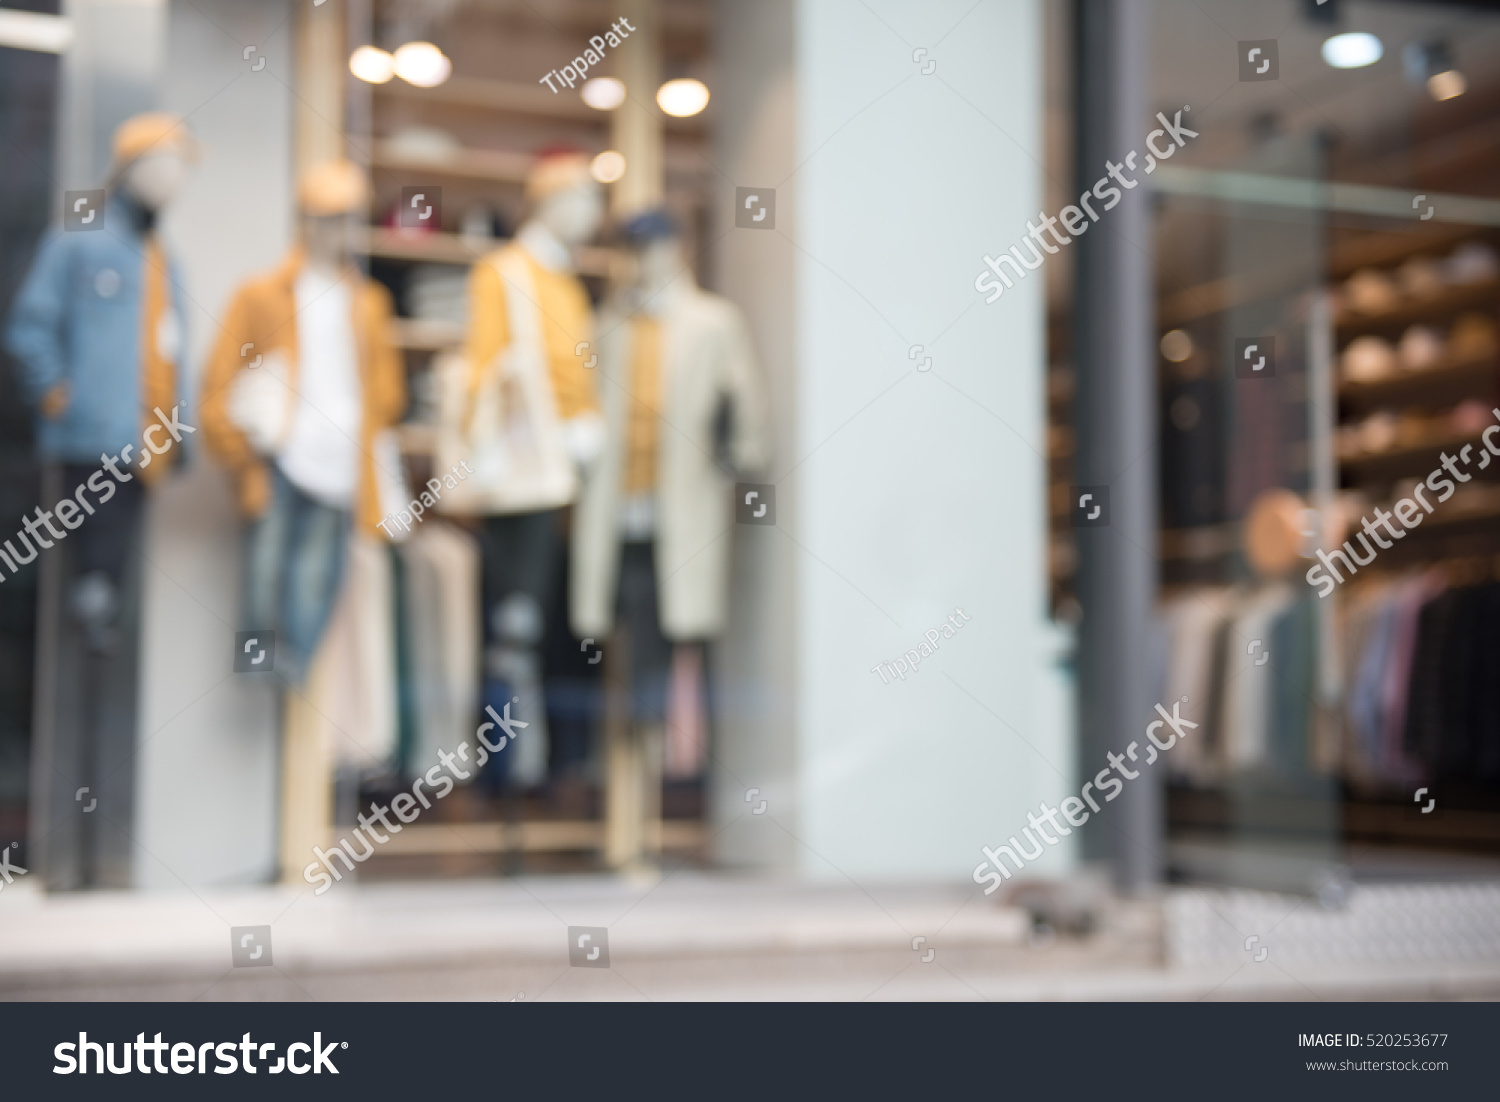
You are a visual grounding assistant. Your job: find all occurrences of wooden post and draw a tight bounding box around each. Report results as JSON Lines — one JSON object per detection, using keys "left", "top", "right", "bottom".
{"left": 609, "top": 0, "right": 663, "bottom": 217}
{"left": 278, "top": 0, "right": 346, "bottom": 883}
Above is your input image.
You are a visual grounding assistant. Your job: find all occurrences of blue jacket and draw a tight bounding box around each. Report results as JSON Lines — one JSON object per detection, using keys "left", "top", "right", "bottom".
{"left": 5, "top": 193, "right": 188, "bottom": 465}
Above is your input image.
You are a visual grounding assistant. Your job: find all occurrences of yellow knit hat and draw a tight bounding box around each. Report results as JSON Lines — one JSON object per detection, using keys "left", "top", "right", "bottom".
{"left": 110, "top": 112, "right": 198, "bottom": 175}
{"left": 297, "top": 159, "right": 370, "bottom": 217}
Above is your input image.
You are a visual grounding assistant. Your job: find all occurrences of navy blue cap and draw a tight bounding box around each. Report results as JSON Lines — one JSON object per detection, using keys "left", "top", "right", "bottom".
{"left": 620, "top": 206, "right": 679, "bottom": 245}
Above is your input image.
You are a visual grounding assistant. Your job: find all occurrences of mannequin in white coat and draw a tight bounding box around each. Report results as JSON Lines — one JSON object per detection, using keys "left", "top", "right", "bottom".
{"left": 571, "top": 207, "right": 769, "bottom": 869}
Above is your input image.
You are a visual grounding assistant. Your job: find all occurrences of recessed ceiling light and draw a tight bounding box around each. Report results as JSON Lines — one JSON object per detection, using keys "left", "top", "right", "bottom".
{"left": 1321, "top": 32, "right": 1383, "bottom": 69}
{"left": 656, "top": 78, "right": 709, "bottom": 118}
{"left": 392, "top": 41, "right": 451, "bottom": 88}
{"left": 582, "top": 77, "right": 626, "bottom": 110}
{"left": 349, "top": 45, "right": 395, "bottom": 84}
{"left": 590, "top": 150, "right": 626, "bottom": 183}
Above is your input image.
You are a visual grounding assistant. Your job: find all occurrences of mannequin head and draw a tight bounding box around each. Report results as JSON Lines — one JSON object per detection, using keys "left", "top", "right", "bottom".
{"left": 621, "top": 207, "right": 689, "bottom": 299}
{"left": 109, "top": 112, "right": 197, "bottom": 212}
{"left": 302, "top": 214, "right": 353, "bottom": 270}
{"left": 296, "top": 159, "right": 369, "bottom": 270}
{"left": 534, "top": 181, "right": 604, "bottom": 247}
{"left": 637, "top": 237, "right": 684, "bottom": 294}
{"left": 524, "top": 151, "right": 602, "bottom": 248}
{"left": 121, "top": 151, "right": 190, "bottom": 211}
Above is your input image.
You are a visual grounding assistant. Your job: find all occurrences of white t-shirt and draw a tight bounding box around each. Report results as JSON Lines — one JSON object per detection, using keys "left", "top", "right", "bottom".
{"left": 277, "top": 267, "right": 363, "bottom": 508}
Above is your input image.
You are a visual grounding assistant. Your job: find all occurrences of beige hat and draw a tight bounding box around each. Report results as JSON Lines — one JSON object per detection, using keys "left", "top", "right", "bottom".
{"left": 525, "top": 150, "right": 592, "bottom": 203}
{"left": 298, "top": 159, "right": 370, "bottom": 217}
{"left": 110, "top": 112, "right": 198, "bottom": 176}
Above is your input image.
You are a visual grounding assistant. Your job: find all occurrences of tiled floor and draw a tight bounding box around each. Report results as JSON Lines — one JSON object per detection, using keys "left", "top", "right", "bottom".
{"left": 3, "top": 872, "right": 1498, "bottom": 1001}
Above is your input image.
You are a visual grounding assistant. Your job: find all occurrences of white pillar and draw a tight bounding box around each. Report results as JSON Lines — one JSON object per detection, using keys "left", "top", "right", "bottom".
{"left": 713, "top": 0, "right": 1070, "bottom": 879}
{"left": 133, "top": 0, "right": 296, "bottom": 887}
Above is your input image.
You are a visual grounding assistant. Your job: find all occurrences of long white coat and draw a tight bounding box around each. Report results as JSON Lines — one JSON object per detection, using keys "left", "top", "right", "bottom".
{"left": 570, "top": 279, "right": 769, "bottom": 640}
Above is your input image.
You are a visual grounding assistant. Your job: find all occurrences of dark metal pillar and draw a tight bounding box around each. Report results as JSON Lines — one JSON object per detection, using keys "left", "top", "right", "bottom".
{"left": 1072, "top": 0, "right": 1162, "bottom": 891}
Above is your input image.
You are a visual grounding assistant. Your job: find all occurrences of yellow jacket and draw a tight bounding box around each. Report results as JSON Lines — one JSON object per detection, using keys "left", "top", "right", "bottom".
{"left": 201, "top": 250, "right": 406, "bottom": 535}
{"left": 463, "top": 244, "right": 598, "bottom": 420}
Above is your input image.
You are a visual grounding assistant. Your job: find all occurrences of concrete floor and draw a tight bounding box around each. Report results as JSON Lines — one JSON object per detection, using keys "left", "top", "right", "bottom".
{"left": 3, "top": 871, "right": 1499, "bottom": 1001}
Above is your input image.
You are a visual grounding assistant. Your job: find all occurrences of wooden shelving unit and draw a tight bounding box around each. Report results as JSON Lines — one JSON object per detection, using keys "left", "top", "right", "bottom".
{"left": 357, "top": 226, "right": 617, "bottom": 276}
{"left": 1335, "top": 277, "right": 1500, "bottom": 342}
{"left": 1340, "top": 348, "right": 1497, "bottom": 415}
{"left": 342, "top": 0, "right": 719, "bottom": 876}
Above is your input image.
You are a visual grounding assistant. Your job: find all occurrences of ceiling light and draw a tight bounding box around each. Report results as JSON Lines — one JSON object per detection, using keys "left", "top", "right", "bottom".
{"left": 0, "top": 9, "right": 73, "bottom": 53}
{"left": 1321, "top": 32, "right": 1382, "bottom": 69}
{"left": 656, "top": 78, "right": 709, "bottom": 118}
{"left": 392, "top": 41, "right": 452, "bottom": 88}
{"left": 582, "top": 77, "right": 626, "bottom": 111}
{"left": 1427, "top": 69, "right": 1466, "bottom": 101}
{"left": 1159, "top": 329, "right": 1194, "bottom": 363}
{"left": 349, "top": 45, "right": 395, "bottom": 84}
{"left": 590, "top": 150, "right": 626, "bottom": 184}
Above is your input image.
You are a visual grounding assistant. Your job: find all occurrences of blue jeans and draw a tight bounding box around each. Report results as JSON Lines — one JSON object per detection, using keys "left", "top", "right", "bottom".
{"left": 243, "top": 468, "right": 350, "bottom": 686}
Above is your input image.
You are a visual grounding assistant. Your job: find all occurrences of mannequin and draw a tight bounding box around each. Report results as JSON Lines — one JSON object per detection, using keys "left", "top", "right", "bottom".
{"left": 444, "top": 149, "right": 605, "bottom": 792}
{"left": 201, "top": 160, "right": 404, "bottom": 880}
{"left": 5, "top": 113, "right": 196, "bottom": 889}
{"left": 570, "top": 207, "right": 769, "bottom": 869}
{"left": 202, "top": 159, "right": 405, "bottom": 686}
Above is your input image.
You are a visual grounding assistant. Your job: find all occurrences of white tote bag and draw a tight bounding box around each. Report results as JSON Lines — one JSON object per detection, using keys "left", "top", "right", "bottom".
{"left": 436, "top": 249, "right": 576, "bottom": 515}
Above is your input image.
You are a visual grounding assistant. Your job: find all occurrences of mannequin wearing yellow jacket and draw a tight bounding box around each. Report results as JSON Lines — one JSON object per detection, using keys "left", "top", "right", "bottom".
{"left": 448, "top": 149, "right": 604, "bottom": 789}
{"left": 201, "top": 160, "right": 405, "bottom": 684}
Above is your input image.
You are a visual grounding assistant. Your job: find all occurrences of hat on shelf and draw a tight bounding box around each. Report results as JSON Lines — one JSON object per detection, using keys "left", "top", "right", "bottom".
{"left": 298, "top": 159, "right": 370, "bottom": 217}
{"left": 1443, "top": 241, "right": 1498, "bottom": 286}
{"left": 1397, "top": 256, "right": 1445, "bottom": 301}
{"left": 1343, "top": 269, "right": 1400, "bottom": 316}
{"left": 1340, "top": 335, "right": 1396, "bottom": 382}
{"left": 1397, "top": 325, "right": 1443, "bottom": 372}
{"left": 109, "top": 112, "right": 199, "bottom": 178}
{"left": 525, "top": 146, "right": 593, "bottom": 203}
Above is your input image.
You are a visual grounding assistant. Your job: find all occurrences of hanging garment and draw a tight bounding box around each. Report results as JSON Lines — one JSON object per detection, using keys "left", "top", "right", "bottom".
{"left": 398, "top": 521, "right": 482, "bottom": 775}
{"left": 1378, "top": 571, "right": 1444, "bottom": 783}
{"left": 1219, "top": 583, "right": 1296, "bottom": 769}
{"left": 1267, "top": 595, "right": 1315, "bottom": 774}
{"left": 665, "top": 644, "right": 708, "bottom": 779}
{"left": 1160, "top": 587, "right": 1235, "bottom": 778}
{"left": 313, "top": 532, "right": 398, "bottom": 768}
{"left": 1341, "top": 577, "right": 1399, "bottom": 782}
{"left": 1474, "top": 585, "right": 1500, "bottom": 782}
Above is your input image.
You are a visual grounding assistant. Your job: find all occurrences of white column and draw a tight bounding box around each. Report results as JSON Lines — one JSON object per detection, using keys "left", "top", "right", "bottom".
{"left": 133, "top": 0, "right": 295, "bottom": 887}
{"left": 713, "top": 0, "right": 1070, "bottom": 879}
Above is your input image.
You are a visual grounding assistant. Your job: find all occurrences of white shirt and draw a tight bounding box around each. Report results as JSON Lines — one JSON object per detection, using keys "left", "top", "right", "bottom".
{"left": 516, "top": 220, "right": 572, "bottom": 272}
{"left": 277, "top": 267, "right": 363, "bottom": 508}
